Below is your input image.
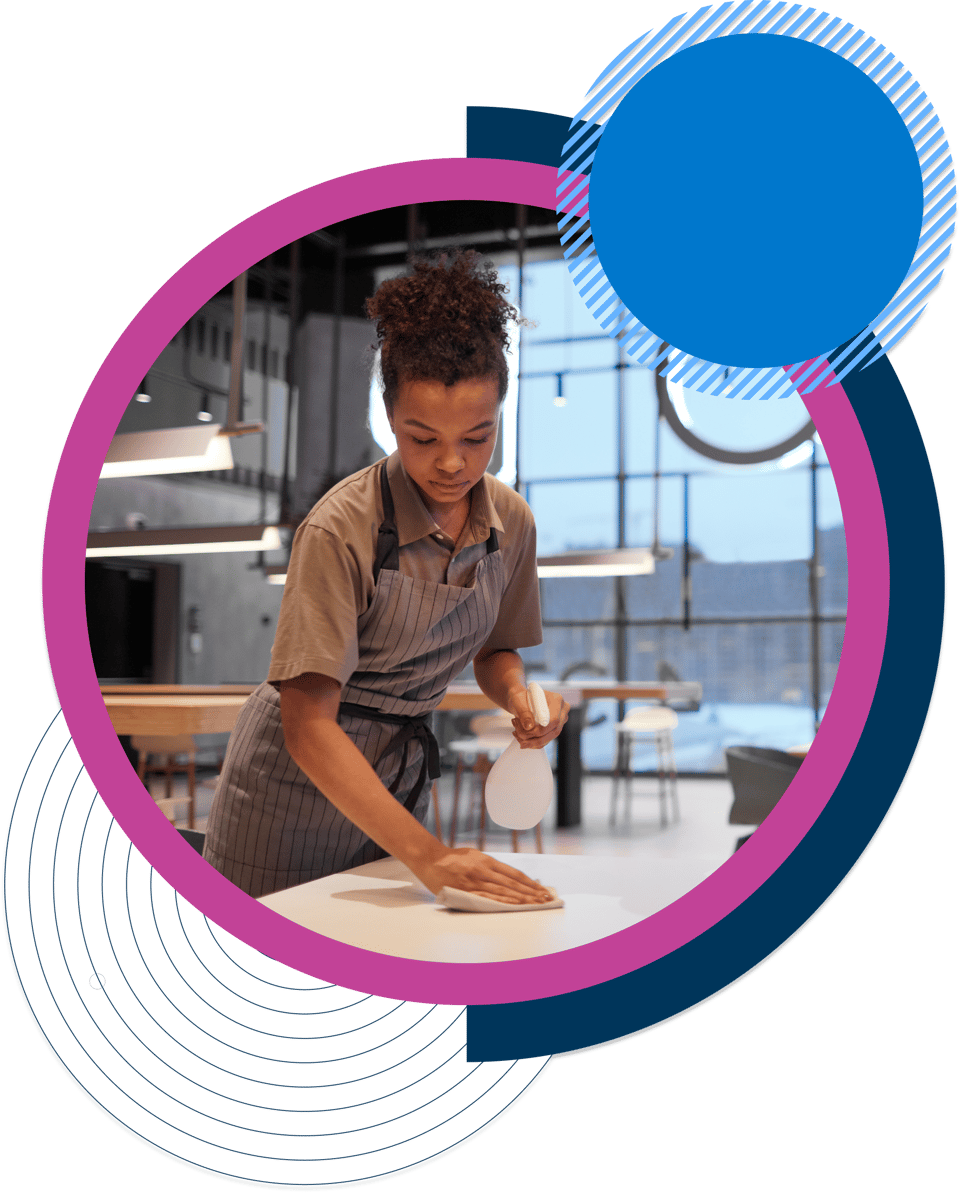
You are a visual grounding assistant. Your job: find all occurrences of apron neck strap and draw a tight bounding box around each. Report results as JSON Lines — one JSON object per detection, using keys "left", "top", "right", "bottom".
{"left": 374, "top": 459, "right": 500, "bottom": 579}
{"left": 372, "top": 461, "right": 400, "bottom": 582}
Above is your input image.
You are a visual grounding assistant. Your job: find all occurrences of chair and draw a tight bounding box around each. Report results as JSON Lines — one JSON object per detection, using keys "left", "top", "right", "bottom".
{"left": 131, "top": 734, "right": 197, "bottom": 829}
{"left": 428, "top": 782, "right": 443, "bottom": 843}
{"left": 177, "top": 828, "right": 206, "bottom": 855}
{"left": 445, "top": 713, "right": 543, "bottom": 852}
{"left": 725, "top": 746, "right": 804, "bottom": 849}
{"left": 559, "top": 662, "right": 610, "bottom": 765}
{"left": 657, "top": 660, "right": 701, "bottom": 712}
{"left": 611, "top": 706, "right": 680, "bottom": 828}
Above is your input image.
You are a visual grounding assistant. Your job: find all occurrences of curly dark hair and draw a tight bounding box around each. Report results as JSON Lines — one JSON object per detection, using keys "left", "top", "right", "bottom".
{"left": 365, "top": 249, "right": 523, "bottom": 410}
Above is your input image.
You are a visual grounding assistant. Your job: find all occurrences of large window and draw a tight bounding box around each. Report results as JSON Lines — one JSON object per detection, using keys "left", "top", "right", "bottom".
{"left": 357, "top": 212, "right": 847, "bottom": 774}
{"left": 513, "top": 258, "right": 846, "bottom": 772}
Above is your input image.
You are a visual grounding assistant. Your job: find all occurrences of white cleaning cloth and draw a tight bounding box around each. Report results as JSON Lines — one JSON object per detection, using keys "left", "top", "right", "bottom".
{"left": 436, "top": 886, "right": 564, "bottom": 912}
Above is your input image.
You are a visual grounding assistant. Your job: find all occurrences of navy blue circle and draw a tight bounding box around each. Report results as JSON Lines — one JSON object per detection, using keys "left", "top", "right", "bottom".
{"left": 466, "top": 346, "right": 943, "bottom": 1058}
{"left": 588, "top": 35, "right": 923, "bottom": 365}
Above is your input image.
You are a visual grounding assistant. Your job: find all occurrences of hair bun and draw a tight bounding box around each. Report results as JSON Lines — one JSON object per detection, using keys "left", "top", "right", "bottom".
{"left": 366, "top": 249, "right": 523, "bottom": 408}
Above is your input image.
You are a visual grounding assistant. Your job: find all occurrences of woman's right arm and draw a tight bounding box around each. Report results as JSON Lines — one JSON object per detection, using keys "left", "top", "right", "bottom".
{"left": 279, "top": 674, "right": 554, "bottom": 904}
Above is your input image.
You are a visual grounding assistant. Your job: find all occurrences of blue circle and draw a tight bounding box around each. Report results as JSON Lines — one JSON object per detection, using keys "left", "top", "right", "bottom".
{"left": 588, "top": 34, "right": 923, "bottom": 365}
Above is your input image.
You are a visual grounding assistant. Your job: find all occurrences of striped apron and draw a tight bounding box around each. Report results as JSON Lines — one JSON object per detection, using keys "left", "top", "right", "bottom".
{"left": 202, "top": 462, "right": 507, "bottom": 898}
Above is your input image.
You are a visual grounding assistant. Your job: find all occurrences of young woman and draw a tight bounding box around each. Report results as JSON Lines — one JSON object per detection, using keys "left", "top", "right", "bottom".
{"left": 203, "top": 251, "right": 568, "bottom": 904}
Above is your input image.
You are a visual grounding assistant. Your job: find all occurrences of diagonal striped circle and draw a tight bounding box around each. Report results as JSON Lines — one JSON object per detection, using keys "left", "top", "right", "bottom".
{"left": 5, "top": 712, "right": 548, "bottom": 1183}
{"left": 558, "top": 1, "right": 954, "bottom": 400}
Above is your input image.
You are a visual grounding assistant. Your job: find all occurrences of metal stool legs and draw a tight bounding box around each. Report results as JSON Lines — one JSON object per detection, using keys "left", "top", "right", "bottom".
{"left": 450, "top": 754, "right": 490, "bottom": 849}
{"left": 449, "top": 756, "right": 466, "bottom": 847}
{"left": 431, "top": 781, "right": 443, "bottom": 842}
{"left": 610, "top": 731, "right": 633, "bottom": 825}
{"left": 611, "top": 715, "right": 679, "bottom": 829}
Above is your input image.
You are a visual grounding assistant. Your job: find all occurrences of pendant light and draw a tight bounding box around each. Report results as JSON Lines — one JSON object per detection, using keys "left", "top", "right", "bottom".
{"left": 100, "top": 424, "right": 234, "bottom": 478}
{"left": 86, "top": 524, "right": 283, "bottom": 558}
{"left": 263, "top": 565, "right": 288, "bottom": 585}
{"left": 536, "top": 548, "right": 657, "bottom": 578}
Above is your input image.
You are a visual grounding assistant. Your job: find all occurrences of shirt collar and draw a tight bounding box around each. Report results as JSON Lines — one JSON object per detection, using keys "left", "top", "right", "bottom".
{"left": 386, "top": 451, "right": 504, "bottom": 549}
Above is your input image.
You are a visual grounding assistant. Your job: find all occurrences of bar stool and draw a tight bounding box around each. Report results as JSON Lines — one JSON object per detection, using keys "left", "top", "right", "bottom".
{"left": 131, "top": 734, "right": 197, "bottom": 829}
{"left": 610, "top": 706, "right": 679, "bottom": 828}
{"left": 428, "top": 781, "right": 447, "bottom": 843}
{"left": 445, "top": 714, "right": 543, "bottom": 852}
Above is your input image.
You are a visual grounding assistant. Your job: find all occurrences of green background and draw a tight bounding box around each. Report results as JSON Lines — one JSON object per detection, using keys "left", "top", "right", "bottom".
{"left": 1, "top": 4, "right": 949, "bottom": 1188}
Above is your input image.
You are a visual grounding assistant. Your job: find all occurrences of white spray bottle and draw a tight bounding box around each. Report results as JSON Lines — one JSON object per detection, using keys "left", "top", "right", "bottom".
{"left": 484, "top": 681, "right": 554, "bottom": 830}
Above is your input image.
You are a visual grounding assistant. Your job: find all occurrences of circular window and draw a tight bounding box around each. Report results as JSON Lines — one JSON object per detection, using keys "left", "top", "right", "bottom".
{"left": 657, "top": 363, "right": 816, "bottom": 465}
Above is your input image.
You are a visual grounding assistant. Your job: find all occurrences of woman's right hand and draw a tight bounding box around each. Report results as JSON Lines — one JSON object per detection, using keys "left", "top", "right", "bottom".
{"left": 279, "top": 678, "right": 552, "bottom": 905}
{"left": 416, "top": 848, "right": 554, "bottom": 905}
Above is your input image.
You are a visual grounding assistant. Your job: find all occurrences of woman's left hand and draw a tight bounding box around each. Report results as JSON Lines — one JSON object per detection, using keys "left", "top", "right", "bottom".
{"left": 507, "top": 687, "right": 569, "bottom": 749}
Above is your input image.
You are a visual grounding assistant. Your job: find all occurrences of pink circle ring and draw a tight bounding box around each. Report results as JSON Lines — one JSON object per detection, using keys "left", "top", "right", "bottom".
{"left": 45, "top": 157, "right": 889, "bottom": 1005}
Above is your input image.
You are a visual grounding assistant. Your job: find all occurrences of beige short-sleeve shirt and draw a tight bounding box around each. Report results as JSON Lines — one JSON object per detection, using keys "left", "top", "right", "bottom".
{"left": 268, "top": 452, "right": 542, "bottom": 687}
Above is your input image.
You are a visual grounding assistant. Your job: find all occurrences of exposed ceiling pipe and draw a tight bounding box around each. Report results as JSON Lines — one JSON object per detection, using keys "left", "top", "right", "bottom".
{"left": 173, "top": 277, "right": 263, "bottom": 439}
{"left": 649, "top": 343, "right": 675, "bottom": 563}
{"left": 347, "top": 223, "right": 560, "bottom": 259}
{"left": 326, "top": 234, "right": 345, "bottom": 483}
{"left": 514, "top": 203, "right": 526, "bottom": 495}
{"left": 279, "top": 239, "right": 300, "bottom": 528}
{"left": 224, "top": 271, "right": 263, "bottom": 436}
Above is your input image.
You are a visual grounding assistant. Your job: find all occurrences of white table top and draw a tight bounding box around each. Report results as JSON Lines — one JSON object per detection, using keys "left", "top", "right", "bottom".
{"left": 258, "top": 851, "right": 720, "bottom": 963}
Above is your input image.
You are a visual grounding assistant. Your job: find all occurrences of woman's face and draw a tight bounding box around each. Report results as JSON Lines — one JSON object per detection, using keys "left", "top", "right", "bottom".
{"left": 388, "top": 376, "right": 501, "bottom": 512}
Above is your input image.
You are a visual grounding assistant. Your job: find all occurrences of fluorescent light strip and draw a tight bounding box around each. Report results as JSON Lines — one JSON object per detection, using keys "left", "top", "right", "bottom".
{"left": 86, "top": 525, "right": 282, "bottom": 558}
{"left": 536, "top": 549, "right": 656, "bottom": 578}
{"left": 263, "top": 565, "right": 288, "bottom": 585}
{"left": 537, "top": 562, "right": 653, "bottom": 577}
{"left": 100, "top": 424, "right": 234, "bottom": 478}
{"left": 262, "top": 551, "right": 657, "bottom": 584}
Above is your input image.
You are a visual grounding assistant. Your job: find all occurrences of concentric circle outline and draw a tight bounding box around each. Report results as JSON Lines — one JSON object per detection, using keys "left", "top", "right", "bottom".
{"left": 121, "top": 844, "right": 388, "bottom": 1040}
{"left": 86, "top": 817, "right": 474, "bottom": 1116}
{"left": 121, "top": 868, "right": 467, "bottom": 1083}
{"left": 6, "top": 713, "right": 551, "bottom": 1182}
{"left": 168, "top": 893, "right": 390, "bottom": 1023}
{"left": 198, "top": 920, "right": 337, "bottom": 994}
{"left": 142, "top": 868, "right": 438, "bottom": 1054}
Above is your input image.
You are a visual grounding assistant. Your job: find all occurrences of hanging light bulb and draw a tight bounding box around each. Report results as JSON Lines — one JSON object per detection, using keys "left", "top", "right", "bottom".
{"left": 197, "top": 391, "right": 213, "bottom": 422}
{"left": 135, "top": 376, "right": 151, "bottom": 403}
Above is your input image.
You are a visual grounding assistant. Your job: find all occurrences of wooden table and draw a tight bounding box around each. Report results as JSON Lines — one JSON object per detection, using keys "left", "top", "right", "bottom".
{"left": 101, "top": 680, "right": 702, "bottom": 826}
{"left": 102, "top": 693, "right": 251, "bottom": 736}
{"left": 258, "top": 851, "right": 718, "bottom": 963}
{"left": 101, "top": 684, "right": 256, "bottom": 695}
{"left": 438, "top": 680, "right": 702, "bottom": 710}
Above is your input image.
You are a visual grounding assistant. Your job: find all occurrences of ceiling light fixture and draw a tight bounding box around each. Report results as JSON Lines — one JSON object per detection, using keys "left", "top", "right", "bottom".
{"left": 197, "top": 391, "right": 213, "bottom": 422}
{"left": 100, "top": 424, "right": 234, "bottom": 479}
{"left": 86, "top": 524, "right": 282, "bottom": 558}
{"left": 536, "top": 549, "right": 657, "bottom": 578}
{"left": 263, "top": 565, "right": 287, "bottom": 585}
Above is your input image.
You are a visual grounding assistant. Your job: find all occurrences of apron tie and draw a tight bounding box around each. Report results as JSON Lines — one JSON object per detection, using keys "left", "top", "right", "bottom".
{"left": 338, "top": 701, "right": 441, "bottom": 813}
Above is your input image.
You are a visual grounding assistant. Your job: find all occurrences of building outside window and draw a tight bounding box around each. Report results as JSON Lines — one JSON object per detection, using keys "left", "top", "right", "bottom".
{"left": 506, "top": 258, "right": 845, "bottom": 772}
